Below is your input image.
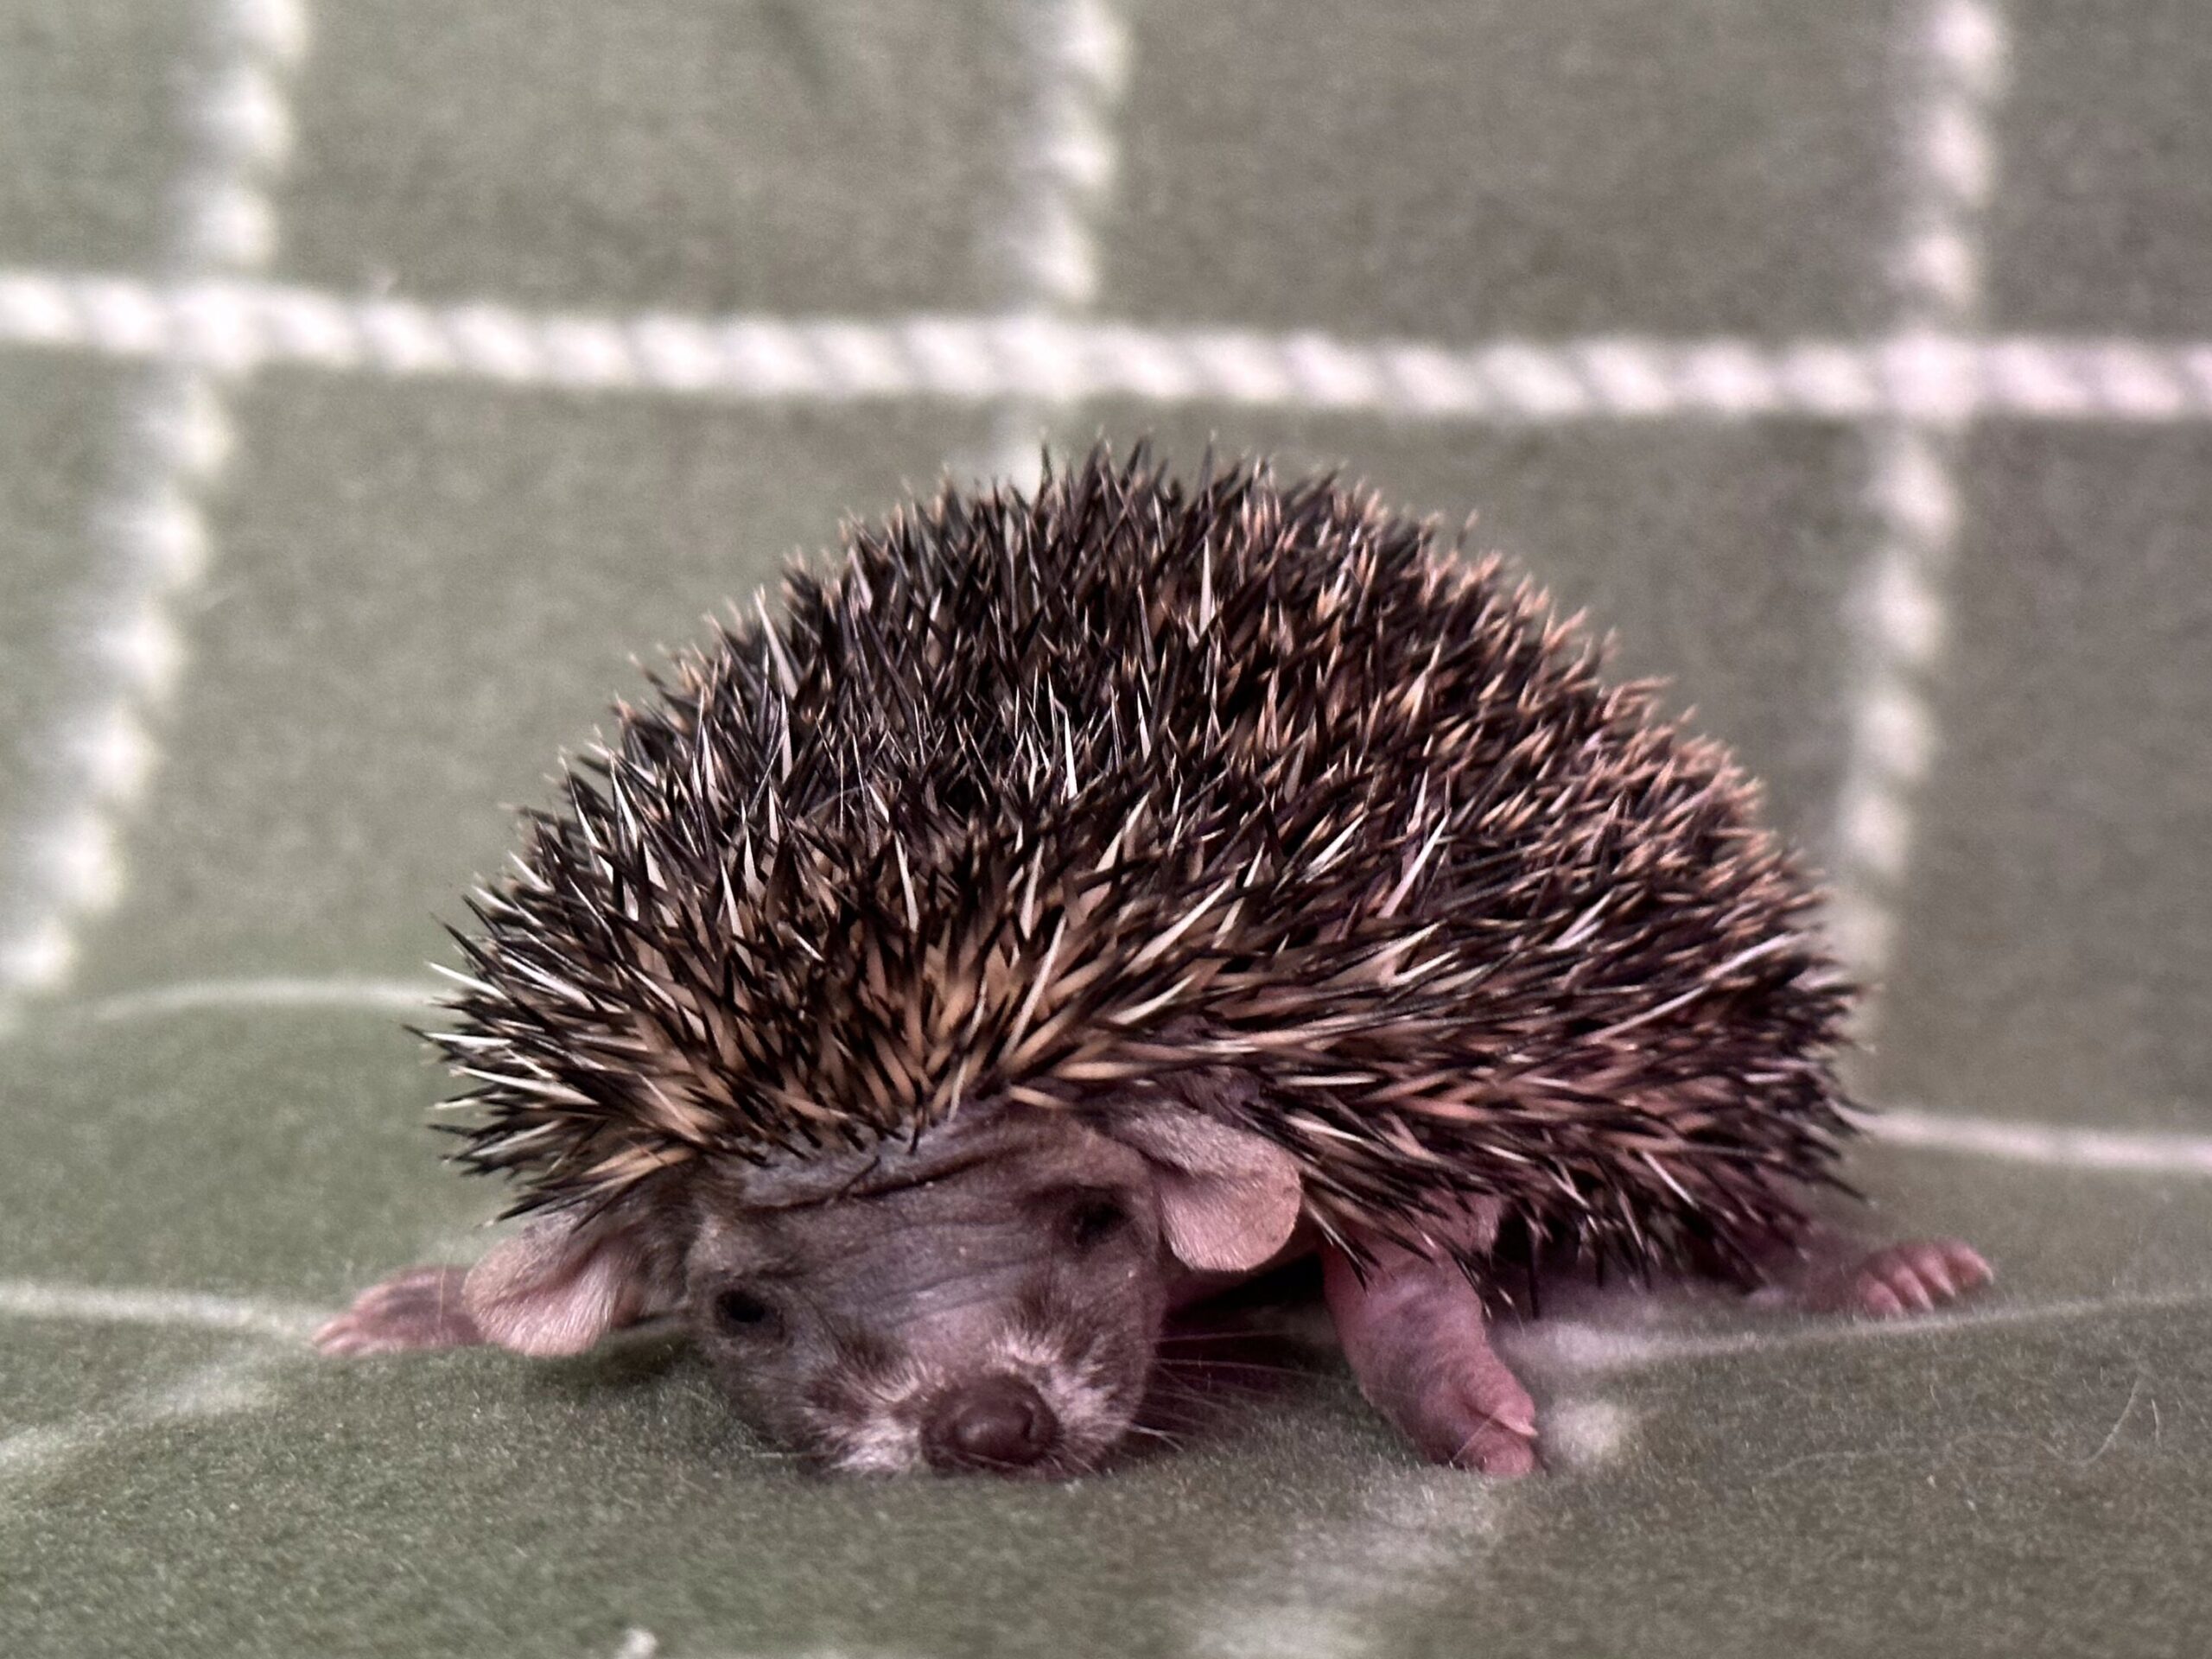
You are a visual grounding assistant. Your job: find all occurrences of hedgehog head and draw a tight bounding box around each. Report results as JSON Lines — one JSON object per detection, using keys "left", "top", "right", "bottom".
{"left": 438, "top": 1073, "right": 1303, "bottom": 1474}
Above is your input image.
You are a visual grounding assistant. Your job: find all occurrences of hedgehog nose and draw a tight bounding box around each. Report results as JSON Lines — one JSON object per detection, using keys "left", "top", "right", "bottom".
{"left": 924, "top": 1376, "right": 1058, "bottom": 1471}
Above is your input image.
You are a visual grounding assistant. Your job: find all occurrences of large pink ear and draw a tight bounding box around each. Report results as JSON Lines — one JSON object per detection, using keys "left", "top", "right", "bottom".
{"left": 1111, "top": 1107, "right": 1304, "bottom": 1273}
{"left": 461, "top": 1212, "right": 671, "bottom": 1358}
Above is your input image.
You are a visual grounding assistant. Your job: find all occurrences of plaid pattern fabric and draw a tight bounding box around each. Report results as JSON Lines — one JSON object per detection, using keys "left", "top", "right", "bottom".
{"left": 3, "top": 2, "right": 2208, "bottom": 1654}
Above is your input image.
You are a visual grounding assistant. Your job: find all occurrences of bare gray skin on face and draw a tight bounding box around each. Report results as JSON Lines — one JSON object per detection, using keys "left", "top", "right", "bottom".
{"left": 683, "top": 1117, "right": 1172, "bottom": 1476}
{"left": 317, "top": 1102, "right": 1993, "bottom": 1478}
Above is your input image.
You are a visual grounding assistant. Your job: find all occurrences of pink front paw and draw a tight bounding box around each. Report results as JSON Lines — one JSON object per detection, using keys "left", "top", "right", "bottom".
{"left": 315, "top": 1265, "right": 481, "bottom": 1355}
{"left": 1839, "top": 1237, "right": 1993, "bottom": 1318}
{"left": 1322, "top": 1240, "right": 1543, "bottom": 1477}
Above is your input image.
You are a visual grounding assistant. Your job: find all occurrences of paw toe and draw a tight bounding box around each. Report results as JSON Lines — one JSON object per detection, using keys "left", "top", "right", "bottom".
{"left": 311, "top": 1317, "right": 382, "bottom": 1357}
{"left": 1937, "top": 1239, "right": 1995, "bottom": 1291}
{"left": 1857, "top": 1278, "right": 1906, "bottom": 1318}
{"left": 1451, "top": 1425, "right": 1540, "bottom": 1478}
{"left": 1879, "top": 1261, "right": 1937, "bottom": 1313}
{"left": 1418, "top": 1370, "right": 1540, "bottom": 1476}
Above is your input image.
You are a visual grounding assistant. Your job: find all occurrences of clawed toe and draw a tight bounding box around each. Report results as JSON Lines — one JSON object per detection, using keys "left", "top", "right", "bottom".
{"left": 1420, "top": 1369, "right": 1541, "bottom": 1477}
{"left": 312, "top": 1318, "right": 392, "bottom": 1356}
{"left": 313, "top": 1311, "right": 426, "bottom": 1357}
{"left": 1447, "top": 1414, "right": 1541, "bottom": 1478}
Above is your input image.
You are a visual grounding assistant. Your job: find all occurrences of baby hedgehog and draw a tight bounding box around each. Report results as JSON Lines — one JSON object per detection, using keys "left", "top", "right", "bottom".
{"left": 319, "top": 448, "right": 1990, "bottom": 1478}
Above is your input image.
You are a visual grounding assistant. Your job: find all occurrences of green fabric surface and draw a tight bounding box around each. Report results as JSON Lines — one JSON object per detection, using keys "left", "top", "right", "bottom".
{"left": 0, "top": 357, "right": 130, "bottom": 823}
{"left": 0, "top": 0, "right": 190, "bottom": 273}
{"left": 1875, "top": 427, "right": 2212, "bottom": 1120}
{"left": 0, "top": 1014, "right": 470, "bottom": 1298}
{"left": 1108, "top": 0, "right": 1901, "bottom": 338}
{"left": 278, "top": 0, "right": 1030, "bottom": 315}
{"left": 4, "top": 0, "right": 2209, "bottom": 1656}
{"left": 1991, "top": 0, "right": 2212, "bottom": 332}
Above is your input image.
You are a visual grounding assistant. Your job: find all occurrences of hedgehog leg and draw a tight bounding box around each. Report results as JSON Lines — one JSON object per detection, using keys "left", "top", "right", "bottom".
{"left": 314, "top": 1266, "right": 482, "bottom": 1355}
{"left": 1321, "top": 1244, "right": 1539, "bottom": 1477}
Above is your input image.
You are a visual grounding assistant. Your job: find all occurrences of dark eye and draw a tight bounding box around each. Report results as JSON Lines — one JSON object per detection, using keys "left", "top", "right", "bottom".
{"left": 1065, "top": 1192, "right": 1129, "bottom": 1251}
{"left": 714, "top": 1287, "right": 781, "bottom": 1334}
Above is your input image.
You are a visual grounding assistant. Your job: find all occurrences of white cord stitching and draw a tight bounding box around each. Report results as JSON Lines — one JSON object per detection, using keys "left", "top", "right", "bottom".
{"left": 10, "top": 272, "right": 2212, "bottom": 419}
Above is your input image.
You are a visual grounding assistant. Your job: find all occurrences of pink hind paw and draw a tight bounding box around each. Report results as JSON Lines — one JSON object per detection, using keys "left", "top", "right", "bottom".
{"left": 315, "top": 1265, "right": 481, "bottom": 1356}
{"left": 1834, "top": 1237, "right": 1993, "bottom": 1318}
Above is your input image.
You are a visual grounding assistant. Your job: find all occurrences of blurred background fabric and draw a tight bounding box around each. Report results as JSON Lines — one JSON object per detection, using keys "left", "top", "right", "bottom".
{"left": 3, "top": 1, "right": 2209, "bottom": 1655}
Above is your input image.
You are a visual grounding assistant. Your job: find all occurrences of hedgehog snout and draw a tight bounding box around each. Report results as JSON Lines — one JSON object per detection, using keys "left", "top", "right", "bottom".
{"left": 753, "top": 1299, "right": 1150, "bottom": 1478}
{"left": 921, "top": 1374, "right": 1060, "bottom": 1471}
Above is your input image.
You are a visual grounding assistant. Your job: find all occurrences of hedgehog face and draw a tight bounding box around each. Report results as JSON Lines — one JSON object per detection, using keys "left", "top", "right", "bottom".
{"left": 683, "top": 1110, "right": 1171, "bottom": 1477}
{"left": 440, "top": 1097, "right": 1305, "bottom": 1478}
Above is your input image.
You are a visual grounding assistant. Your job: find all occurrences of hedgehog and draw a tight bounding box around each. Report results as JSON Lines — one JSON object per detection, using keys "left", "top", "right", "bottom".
{"left": 316, "top": 447, "right": 1991, "bottom": 1478}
